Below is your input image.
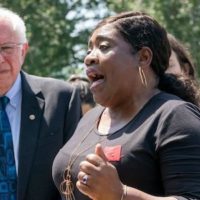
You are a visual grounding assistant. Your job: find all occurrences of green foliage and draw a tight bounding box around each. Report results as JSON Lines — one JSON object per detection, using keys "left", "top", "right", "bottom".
{"left": 2, "top": 0, "right": 199, "bottom": 78}
{"left": 107, "top": 0, "right": 200, "bottom": 77}
{"left": 0, "top": 0, "right": 107, "bottom": 79}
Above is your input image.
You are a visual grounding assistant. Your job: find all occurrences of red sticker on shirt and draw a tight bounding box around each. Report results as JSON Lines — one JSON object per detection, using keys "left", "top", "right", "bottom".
{"left": 103, "top": 145, "right": 121, "bottom": 161}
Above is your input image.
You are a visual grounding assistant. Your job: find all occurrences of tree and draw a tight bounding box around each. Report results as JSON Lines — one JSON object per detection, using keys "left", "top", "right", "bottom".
{"left": 107, "top": 0, "right": 200, "bottom": 77}
{"left": 0, "top": 0, "right": 108, "bottom": 79}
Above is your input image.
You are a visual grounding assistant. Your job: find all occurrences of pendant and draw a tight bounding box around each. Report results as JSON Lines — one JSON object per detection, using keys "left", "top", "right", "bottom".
{"left": 60, "top": 166, "right": 75, "bottom": 200}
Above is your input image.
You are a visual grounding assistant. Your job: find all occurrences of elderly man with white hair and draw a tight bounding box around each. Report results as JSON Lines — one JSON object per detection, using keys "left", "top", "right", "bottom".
{"left": 0, "top": 7, "right": 81, "bottom": 200}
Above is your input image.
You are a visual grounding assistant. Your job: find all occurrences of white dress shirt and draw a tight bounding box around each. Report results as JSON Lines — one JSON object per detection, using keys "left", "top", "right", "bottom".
{"left": 5, "top": 73, "right": 22, "bottom": 173}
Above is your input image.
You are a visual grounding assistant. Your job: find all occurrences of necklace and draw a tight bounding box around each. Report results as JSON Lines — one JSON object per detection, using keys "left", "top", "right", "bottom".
{"left": 60, "top": 118, "right": 111, "bottom": 200}
{"left": 60, "top": 123, "right": 95, "bottom": 200}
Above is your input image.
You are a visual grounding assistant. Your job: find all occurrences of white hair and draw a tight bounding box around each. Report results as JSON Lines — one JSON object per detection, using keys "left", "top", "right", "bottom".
{"left": 0, "top": 7, "right": 27, "bottom": 43}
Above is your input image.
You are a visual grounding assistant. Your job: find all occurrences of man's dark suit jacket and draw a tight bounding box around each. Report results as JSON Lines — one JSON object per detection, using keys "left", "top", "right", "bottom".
{"left": 17, "top": 71, "right": 81, "bottom": 200}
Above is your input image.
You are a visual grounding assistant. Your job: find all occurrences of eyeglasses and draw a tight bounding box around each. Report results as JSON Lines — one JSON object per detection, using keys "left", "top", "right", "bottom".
{"left": 0, "top": 43, "right": 24, "bottom": 56}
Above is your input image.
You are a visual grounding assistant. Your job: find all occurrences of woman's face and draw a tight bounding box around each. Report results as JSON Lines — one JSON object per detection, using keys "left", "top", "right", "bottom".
{"left": 166, "top": 50, "right": 183, "bottom": 75}
{"left": 84, "top": 24, "right": 141, "bottom": 108}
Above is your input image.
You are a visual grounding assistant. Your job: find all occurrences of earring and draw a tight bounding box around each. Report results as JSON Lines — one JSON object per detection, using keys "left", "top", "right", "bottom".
{"left": 139, "top": 66, "right": 147, "bottom": 87}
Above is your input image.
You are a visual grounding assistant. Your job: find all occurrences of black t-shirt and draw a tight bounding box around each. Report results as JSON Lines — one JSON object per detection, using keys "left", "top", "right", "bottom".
{"left": 52, "top": 92, "right": 200, "bottom": 200}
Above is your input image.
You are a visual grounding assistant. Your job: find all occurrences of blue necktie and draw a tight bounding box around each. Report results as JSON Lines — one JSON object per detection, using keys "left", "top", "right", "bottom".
{"left": 0, "top": 96, "right": 17, "bottom": 200}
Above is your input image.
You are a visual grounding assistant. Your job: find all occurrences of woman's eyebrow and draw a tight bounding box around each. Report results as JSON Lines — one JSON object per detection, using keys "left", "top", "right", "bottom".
{"left": 88, "top": 35, "right": 113, "bottom": 47}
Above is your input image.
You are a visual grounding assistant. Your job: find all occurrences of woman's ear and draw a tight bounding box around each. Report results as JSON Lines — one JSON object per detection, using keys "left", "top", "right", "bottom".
{"left": 138, "top": 47, "right": 152, "bottom": 68}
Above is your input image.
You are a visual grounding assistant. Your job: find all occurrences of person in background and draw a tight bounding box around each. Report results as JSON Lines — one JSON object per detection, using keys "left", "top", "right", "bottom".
{"left": 52, "top": 11, "right": 200, "bottom": 200}
{"left": 68, "top": 74, "right": 96, "bottom": 114}
{"left": 166, "top": 33, "right": 200, "bottom": 106}
{"left": 166, "top": 33, "right": 195, "bottom": 78}
{"left": 0, "top": 7, "right": 81, "bottom": 200}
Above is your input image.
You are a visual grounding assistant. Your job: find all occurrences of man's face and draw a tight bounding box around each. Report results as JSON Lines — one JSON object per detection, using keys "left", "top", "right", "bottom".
{"left": 0, "top": 20, "right": 28, "bottom": 95}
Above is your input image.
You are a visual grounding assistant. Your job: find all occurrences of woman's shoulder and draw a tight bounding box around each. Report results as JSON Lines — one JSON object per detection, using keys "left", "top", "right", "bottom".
{"left": 151, "top": 91, "right": 200, "bottom": 113}
{"left": 163, "top": 91, "right": 199, "bottom": 108}
{"left": 151, "top": 93, "right": 200, "bottom": 149}
{"left": 142, "top": 91, "right": 200, "bottom": 125}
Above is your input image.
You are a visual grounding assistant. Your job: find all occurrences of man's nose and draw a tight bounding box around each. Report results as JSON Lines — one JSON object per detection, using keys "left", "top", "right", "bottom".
{"left": 0, "top": 52, "right": 5, "bottom": 63}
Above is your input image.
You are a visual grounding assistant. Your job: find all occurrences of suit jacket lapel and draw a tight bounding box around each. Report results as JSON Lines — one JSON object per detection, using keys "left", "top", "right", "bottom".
{"left": 17, "top": 72, "right": 45, "bottom": 200}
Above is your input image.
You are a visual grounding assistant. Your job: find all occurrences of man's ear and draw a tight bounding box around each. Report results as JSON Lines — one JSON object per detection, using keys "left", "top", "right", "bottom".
{"left": 138, "top": 47, "right": 153, "bottom": 68}
{"left": 20, "top": 42, "right": 29, "bottom": 65}
{"left": 22, "top": 42, "right": 29, "bottom": 57}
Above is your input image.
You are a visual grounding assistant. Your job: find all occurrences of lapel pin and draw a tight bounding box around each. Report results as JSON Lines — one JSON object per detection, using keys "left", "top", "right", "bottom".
{"left": 29, "top": 114, "right": 35, "bottom": 120}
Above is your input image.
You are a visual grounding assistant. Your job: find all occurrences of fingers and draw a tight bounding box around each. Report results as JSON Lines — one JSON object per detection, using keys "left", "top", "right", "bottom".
{"left": 95, "top": 143, "right": 108, "bottom": 162}
{"left": 76, "top": 170, "right": 94, "bottom": 199}
{"left": 83, "top": 144, "right": 108, "bottom": 168}
{"left": 76, "top": 176, "right": 93, "bottom": 199}
{"left": 79, "top": 160, "right": 98, "bottom": 174}
{"left": 78, "top": 144, "right": 109, "bottom": 181}
{"left": 78, "top": 160, "right": 100, "bottom": 188}
{"left": 85, "top": 153, "right": 105, "bottom": 167}
{"left": 77, "top": 145, "right": 119, "bottom": 200}
{"left": 77, "top": 151, "right": 106, "bottom": 191}
{"left": 77, "top": 171, "right": 90, "bottom": 185}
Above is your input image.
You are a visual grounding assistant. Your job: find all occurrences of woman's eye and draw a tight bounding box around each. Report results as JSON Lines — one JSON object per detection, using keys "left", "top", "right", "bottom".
{"left": 86, "top": 49, "right": 92, "bottom": 55}
{"left": 99, "top": 44, "right": 109, "bottom": 51}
